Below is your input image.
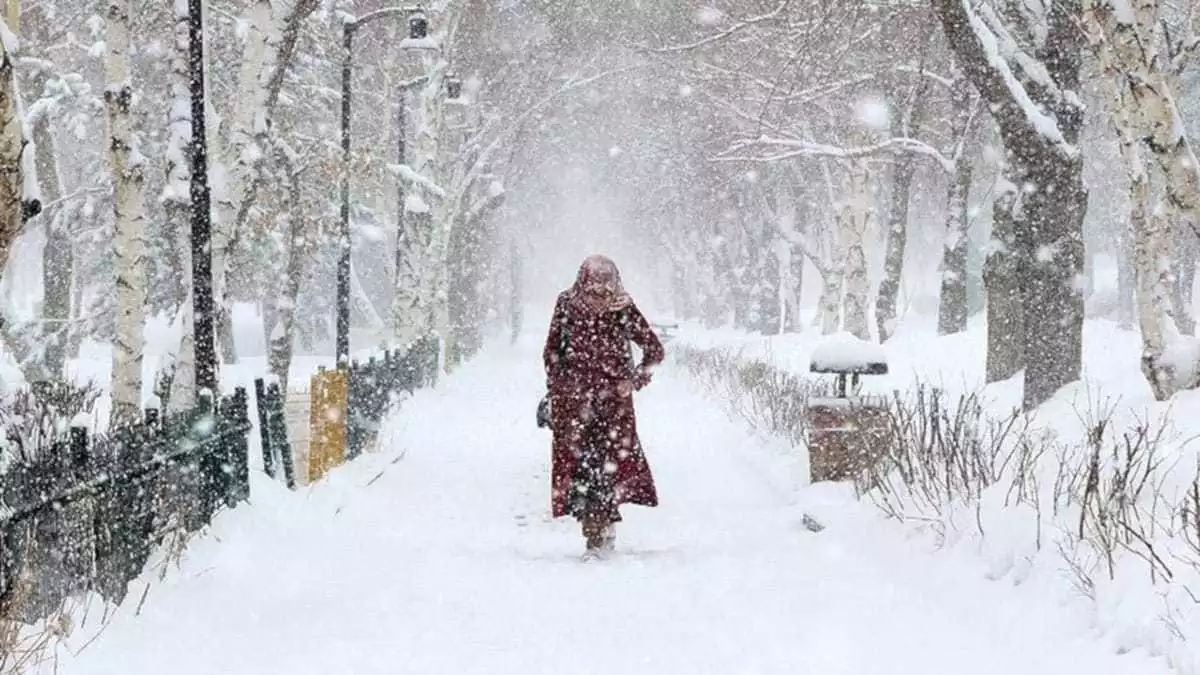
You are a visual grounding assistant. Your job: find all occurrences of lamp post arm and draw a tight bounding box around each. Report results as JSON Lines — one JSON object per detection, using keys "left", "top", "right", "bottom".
{"left": 345, "top": 5, "right": 424, "bottom": 33}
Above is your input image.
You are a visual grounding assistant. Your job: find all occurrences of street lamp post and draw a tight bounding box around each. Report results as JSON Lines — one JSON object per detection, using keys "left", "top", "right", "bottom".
{"left": 338, "top": 6, "right": 434, "bottom": 368}
{"left": 188, "top": 0, "right": 217, "bottom": 396}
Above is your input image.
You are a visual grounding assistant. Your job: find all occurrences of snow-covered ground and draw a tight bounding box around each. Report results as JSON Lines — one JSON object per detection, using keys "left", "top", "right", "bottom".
{"left": 50, "top": 334, "right": 1166, "bottom": 674}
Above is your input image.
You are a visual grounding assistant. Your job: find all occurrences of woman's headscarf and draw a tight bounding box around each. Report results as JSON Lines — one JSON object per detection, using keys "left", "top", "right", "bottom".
{"left": 570, "top": 254, "right": 633, "bottom": 314}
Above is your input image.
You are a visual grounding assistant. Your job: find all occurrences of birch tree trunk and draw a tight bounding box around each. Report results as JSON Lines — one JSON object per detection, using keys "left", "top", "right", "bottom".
{"left": 212, "top": 0, "right": 319, "bottom": 364}
{"left": 1085, "top": 0, "right": 1193, "bottom": 397}
{"left": 842, "top": 161, "right": 872, "bottom": 341}
{"left": 104, "top": 0, "right": 147, "bottom": 424}
{"left": 210, "top": 0, "right": 270, "bottom": 365}
{"left": 31, "top": 79, "right": 69, "bottom": 379}
{"left": 815, "top": 161, "right": 844, "bottom": 334}
{"left": 1097, "top": 1, "right": 1200, "bottom": 247}
{"left": 394, "top": 47, "right": 448, "bottom": 350}
{"left": 876, "top": 125, "right": 915, "bottom": 341}
{"left": 0, "top": 23, "right": 26, "bottom": 277}
{"left": 164, "top": 0, "right": 194, "bottom": 413}
{"left": 267, "top": 147, "right": 310, "bottom": 393}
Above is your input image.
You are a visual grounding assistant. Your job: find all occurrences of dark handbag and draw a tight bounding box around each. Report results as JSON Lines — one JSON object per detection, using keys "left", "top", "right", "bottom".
{"left": 539, "top": 301, "right": 570, "bottom": 430}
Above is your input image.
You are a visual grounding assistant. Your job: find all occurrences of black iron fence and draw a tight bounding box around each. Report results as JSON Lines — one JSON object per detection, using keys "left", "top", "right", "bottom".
{"left": 252, "top": 335, "right": 440, "bottom": 485}
{"left": 346, "top": 335, "right": 439, "bottom": 459}
{"left": 0, "top": 336, "right": 441, "bottom": 626}
{"left": 0, "top": 388, "right": 252, "bottom": 622}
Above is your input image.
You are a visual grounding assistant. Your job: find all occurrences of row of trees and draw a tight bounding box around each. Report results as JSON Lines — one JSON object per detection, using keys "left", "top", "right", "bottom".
{"left": 0, "top": 0, "right": 1195, "bottom": 419}
{"left": 0, "top": 1, "right": 633, "bottom": 424}
{"left": 515, "top": 0, "right": 1200, "bottom": 410}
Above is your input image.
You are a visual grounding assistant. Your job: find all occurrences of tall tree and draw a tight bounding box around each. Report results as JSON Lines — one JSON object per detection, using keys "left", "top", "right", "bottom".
{"left": 933, "top": 0, "right": 1088, "bottom": 410}
{"left": 104, "top": 0, "right": 147, "bottom": 423}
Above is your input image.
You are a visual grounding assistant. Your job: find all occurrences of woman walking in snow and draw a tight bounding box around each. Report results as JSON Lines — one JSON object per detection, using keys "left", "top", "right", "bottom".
{"left": 543, "top": 254, "right": 665, "bottom": 557}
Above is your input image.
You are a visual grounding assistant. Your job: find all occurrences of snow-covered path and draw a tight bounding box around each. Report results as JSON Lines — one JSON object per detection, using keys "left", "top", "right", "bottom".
{"left": 59, "top": 341, "right": 1163, "bottom": 674}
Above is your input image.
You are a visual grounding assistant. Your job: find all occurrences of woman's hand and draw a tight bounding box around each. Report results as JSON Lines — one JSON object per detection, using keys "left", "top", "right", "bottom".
{"left": 617, "top": 368, "right": 653, "bottom": 397}
{"left": 633, "top": 367, "right": 652, "bottom": 390}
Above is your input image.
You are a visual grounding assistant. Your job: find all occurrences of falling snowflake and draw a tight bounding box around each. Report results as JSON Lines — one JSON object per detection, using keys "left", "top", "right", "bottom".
{"left": 695, "top": 6, "right": 724, "bottom": 25}
{"left": 858, "top": 99, "right": 889, "bottom": 131}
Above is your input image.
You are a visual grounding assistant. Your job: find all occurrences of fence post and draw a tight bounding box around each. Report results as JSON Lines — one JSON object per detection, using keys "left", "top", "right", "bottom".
{"left": 193, "top": 391, "right": 219, "bottom": 528}
{"left": 227, "top": 387, "right": 251, "bottom": 505}
{"left": 254, "top": 378, "right": 276, "bottom": 479}
{"left": 69, "top": 426, "right": 89, "bottom": 469}
{"left": 267, "top": 383, "right": 297, "bottom": 490}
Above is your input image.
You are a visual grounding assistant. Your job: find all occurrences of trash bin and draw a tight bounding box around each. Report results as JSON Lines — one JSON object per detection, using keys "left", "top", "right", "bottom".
{"left": 804, "top": 333, "right": 890, "bottom": 484}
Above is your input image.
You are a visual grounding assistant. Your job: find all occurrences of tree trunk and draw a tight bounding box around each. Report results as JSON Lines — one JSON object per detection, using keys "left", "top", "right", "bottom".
{"left": 164, "top": 0, "right": 194, "bottom": 412}
{"left": 394, "top": 44, "right": 449, "bottom": 349}
{"left": 1136, "top": 206, "right": 1179, "bottom": 399}
{"left": 1017, "top": 153, "right": 1087, "bottom": 410}
{"left": 985, "top": 178, "right": 1024, "bottom": 383}
{"left": 267, "top": 158, "right": 310, "bottom": 393}
{"left": 0, "top": 27, "right": 26, "bottom": 277}
{"left": 938, "top": 157, "right": 973, "bottom": 335}
{"left": 212, "top": 0, "right": 319, "bottom": 365}
{"left": 938, "top": 77, "right": 978, "bottom": 336}
{"left": 814, "top": 161, "right": 843, "bottom": 334}
{"left": 105, "top": 0, "right": 147, "bottom": 424}
{"left": 31, "top": 83, "right": 69, "bottom": 380}
{"left": 1086, "top": 0, "right": 1194, "bottom": 396}
{"left": 935, "top": 0, "right": 1087, "bottom": 410}
{"left": 876, "top": 148, "right": 914, "bottom": 342}
{"left": 1171, "top": 230, "right": 1196, "bottom": 335}
{"left": 842, "top": 162, "right": 872, "bottom": 341}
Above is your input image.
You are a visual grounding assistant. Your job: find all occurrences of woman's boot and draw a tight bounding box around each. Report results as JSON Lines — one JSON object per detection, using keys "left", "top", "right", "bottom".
{"left": 581, "top": 515, "right": 605, "bottom": 554}
{"left": 600, "top": 524, "right": 616, "bottom": 553}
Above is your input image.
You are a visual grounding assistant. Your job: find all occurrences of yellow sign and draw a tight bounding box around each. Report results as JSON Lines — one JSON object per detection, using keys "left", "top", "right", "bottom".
{"left": 308, "top": 368, "right": 348, "bottom": 483}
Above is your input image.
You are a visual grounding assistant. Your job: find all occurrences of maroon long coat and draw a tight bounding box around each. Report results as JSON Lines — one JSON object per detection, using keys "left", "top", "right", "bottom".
{"left": 543, "top": 290, "right": 666, "bottom": 519}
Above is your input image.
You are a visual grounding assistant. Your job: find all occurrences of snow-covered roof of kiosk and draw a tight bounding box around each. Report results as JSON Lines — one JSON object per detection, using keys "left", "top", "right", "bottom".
{"left": 809, "top": 332, "right": 888, "bottom": 375}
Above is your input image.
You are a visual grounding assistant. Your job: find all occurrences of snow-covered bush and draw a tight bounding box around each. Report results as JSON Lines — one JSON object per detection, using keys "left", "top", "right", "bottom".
{"left": 676, "top": 344, "right": 830, "bottom": 448}
{"left": 0, "top": 381, "right": 100, "bottom": 470}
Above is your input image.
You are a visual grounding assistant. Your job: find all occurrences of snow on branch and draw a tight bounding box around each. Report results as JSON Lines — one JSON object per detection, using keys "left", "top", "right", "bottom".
{"left": 938, "top": 0, "right": 1075, "bottom": 156}
{"left": 650, "top": 1, "right": 790, "bottom": 53}
{"left": 717, "top": 135, "right": 955, "bottom": 173}
{"left": 388, "top": 163, "right": 447, "bottom": 199}
{"left": 893, "top": 64, "right": 954, "bottom": 89}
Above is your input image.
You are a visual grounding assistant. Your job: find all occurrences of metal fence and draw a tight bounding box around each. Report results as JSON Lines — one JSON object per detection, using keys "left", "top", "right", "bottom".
{"left": 0, "top": 388, "right": 252, "bottom": 622}
{"left": 346, "top": 336, "right": 439, "bottom": 459}
{"left": 253, "top": 335, "right": 440, "bottom": 486}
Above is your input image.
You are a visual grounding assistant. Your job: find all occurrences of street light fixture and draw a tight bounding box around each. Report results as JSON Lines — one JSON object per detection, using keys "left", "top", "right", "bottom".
{"left": 338, "top": 6, "right": 438, "bottom": 368}
{"left": 408, "top": 9, "right": 428, "bottom": 39}
{"left": 445, "top": 72, "right": 463, "bottom": 101}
